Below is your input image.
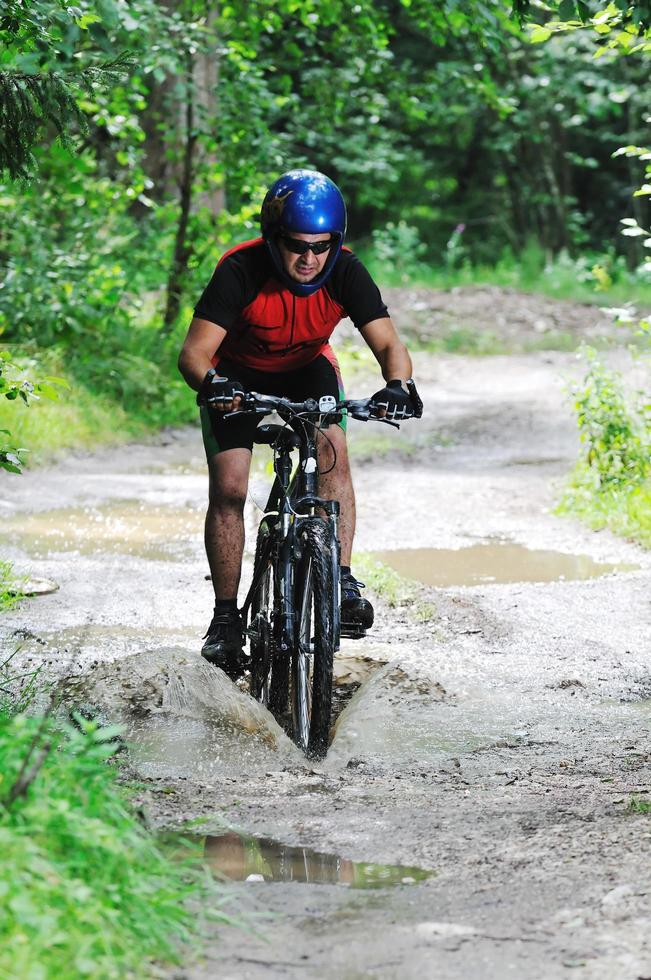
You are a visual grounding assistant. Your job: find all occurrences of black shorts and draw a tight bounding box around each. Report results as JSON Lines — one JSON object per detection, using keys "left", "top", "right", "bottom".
{"left": 200, "top": 350, "right": 346, "bottom": 458}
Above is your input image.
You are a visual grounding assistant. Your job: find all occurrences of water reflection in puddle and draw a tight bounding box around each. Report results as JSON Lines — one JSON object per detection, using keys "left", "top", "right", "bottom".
{"left": 201, "top": 832, "right": 433, "bottom": 888}
{"left": 374, "top": 543, "right": 638, "bottom": 587}
{"left": 2, "top": 501, "right": 204, "bottom": 560}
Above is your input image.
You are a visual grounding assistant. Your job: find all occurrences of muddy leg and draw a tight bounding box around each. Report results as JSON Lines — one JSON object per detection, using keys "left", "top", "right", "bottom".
{"left": 205, "top": 448, "right": 252, "bottom": 600}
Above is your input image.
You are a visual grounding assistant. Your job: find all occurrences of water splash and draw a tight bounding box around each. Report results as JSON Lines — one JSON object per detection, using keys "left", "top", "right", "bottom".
{"left": 329, "top": 660, "right": 493, "bottom": 766}
{"left": 57, "top": 648, "right": 301, "bottom": 777}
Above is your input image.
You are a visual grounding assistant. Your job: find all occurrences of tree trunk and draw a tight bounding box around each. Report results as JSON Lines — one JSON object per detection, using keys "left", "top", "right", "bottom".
{"left": 194, "top": 6, "right": 224, "bottom": 217}
{"left": 162, "top": 52, "right": 197, "bottom": 336}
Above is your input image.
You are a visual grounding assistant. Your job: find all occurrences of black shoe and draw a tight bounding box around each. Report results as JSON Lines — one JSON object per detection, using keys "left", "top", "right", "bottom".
{"left": 201, "top": 608, "right": 247, "bottom": 678}
{"left": 341, "top": 571, "right": 374, "bottom": 637}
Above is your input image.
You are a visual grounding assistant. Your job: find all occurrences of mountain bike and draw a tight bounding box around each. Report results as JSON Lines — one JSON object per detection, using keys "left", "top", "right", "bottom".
{"left": 232, "top": 391, "right": 401, "bottom": 760}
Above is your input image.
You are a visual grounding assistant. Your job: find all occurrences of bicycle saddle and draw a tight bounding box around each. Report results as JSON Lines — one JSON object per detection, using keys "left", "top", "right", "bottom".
{"left": 253, "top": 423, "right": 302, "bottom": 449}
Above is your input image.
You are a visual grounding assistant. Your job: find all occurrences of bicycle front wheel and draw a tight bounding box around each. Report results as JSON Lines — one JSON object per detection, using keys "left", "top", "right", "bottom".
{"left": 292, "top": 517, "right": 339, "bottom": 759}
{"left": 248, "top": 521, "right": 289, "bottom": 721}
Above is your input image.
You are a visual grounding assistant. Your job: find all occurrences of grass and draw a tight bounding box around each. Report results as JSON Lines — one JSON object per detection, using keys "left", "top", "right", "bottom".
{"left": 628, "top": 796, "right": 651, "bottom": 814}
{"left": 0, "top": 342, "right": 196, "bottom": 467}
{"left": 557, "top": 351, "right": 650, "bottom": 549}
{"left": 0, "top": 559, "right": 24, "bottom": 613}
{"left": 0, "top": 382, "right": 141, "bottom": 464}
{"left": 0, "top": 706, "right": 234, "bottom": 978}
{"left": 354, "top": 553, "right": 437, "bottom": 623}
{"left": 358, "top": 241, "right": 651, "bottom": 310}
{"left": 558, "top": 467, "right": 651, "bottom": 549}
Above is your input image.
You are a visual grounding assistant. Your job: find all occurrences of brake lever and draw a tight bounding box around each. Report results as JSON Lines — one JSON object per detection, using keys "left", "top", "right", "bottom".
{"left": 223, "top": 406, "right": 266, "bottom": 419}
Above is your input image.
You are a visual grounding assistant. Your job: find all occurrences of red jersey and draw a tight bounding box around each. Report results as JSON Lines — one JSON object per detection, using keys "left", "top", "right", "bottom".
{"left": 193, "top": 238, "right": 389, "bottom": 373}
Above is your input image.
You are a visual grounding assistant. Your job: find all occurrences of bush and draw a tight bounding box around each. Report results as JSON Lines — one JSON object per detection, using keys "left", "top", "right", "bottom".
{"left": 572, "top": 352, "right": 649, "bottom": 489}
{"left": 370, "top": 221, "right": 427, "bottom": 276}
{"left": 559, "top": 350, "right": 651, "bottom": 547}
{"left": 0, "top": 711, "right": 232, "bottom": 978}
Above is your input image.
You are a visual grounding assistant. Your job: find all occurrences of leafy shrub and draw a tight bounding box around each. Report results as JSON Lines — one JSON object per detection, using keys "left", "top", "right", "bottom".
{"left": 371, "top": 221, "right": 427, "bottom": 274}
{"left": 559, "top": 349, "right": 651, "bottom": 546}
{"left": 0, "top": 711, "right": 231, "bottom": 978}
{"left": 572, "top": 351, "right": 650, "bottom": 489}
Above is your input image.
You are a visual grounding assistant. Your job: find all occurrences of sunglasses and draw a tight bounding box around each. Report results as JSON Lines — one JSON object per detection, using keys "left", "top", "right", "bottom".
{"left": 279, "top": 234, "right": 333, "bottom": 256}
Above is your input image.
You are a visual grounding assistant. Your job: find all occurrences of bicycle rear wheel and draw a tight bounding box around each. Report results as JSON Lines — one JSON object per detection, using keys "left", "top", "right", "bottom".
{"left": 292, "top": 517, "right": 339, "bottom": 759}
{"left": 248, "top": 521, "right": 289, "bottom": 720}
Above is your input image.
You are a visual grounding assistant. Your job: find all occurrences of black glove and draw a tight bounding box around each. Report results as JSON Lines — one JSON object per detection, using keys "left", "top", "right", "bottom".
{"left": 196, "top": 369, "right": 245, "bottom": 410}
{"left": 370, "top": 379, "right": 422, "bottom": 421}
{"left": 406, "top": 379, "right": 423, "bottom": 418}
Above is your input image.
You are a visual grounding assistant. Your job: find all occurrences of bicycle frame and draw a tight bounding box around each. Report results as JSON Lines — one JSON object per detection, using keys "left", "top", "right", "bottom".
{"left": 240, "top": 414, "right": 341, "bottom": 658}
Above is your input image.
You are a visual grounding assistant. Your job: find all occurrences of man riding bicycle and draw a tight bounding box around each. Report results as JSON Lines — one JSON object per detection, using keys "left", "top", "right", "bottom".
{"left": 178, "top": 169, "right": 422, "bottom": 679}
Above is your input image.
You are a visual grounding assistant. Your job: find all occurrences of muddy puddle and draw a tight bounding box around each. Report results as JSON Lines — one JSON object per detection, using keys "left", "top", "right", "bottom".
{"left": 375, "top": 542, "right": 638, "bottom": 587}
{"left": 2, "top": 500, "right": 204, "bottom": 561}
{"left": 200, "top": 832, "right": 433, "bottom": 888}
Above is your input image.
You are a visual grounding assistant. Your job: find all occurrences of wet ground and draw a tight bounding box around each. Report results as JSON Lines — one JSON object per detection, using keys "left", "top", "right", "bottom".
{"left": 2, "top": 345, "right": 651, "bottom": 979}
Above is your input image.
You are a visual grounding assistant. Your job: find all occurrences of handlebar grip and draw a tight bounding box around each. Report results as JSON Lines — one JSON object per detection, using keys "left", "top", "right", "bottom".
{"left": 407, "top": 379, "right": 423, "bottom": 419}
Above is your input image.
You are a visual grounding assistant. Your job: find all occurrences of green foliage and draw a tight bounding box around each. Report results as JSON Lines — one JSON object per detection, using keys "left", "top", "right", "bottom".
{"left": 0, "top": 650, "right": 41, "bottom": 713}
{"left": 360, "top": 238, "right": 651, "bottom": 307}
{"left": 0, "top": 69, "right": 85, "bottom": 180}
{"left": 0, "top": 350, "right": 67, "bottom": 473}
{"left": 572, "top": 350, "right": 649, "bottom": 486}
{"left": 371, "top": 222, "right": 427, "bottom": 277}
{"left": 559, "top": 466, "right": 651, "bottom": 544}
{"left": 516, "top": 0, "right": 651, "bottom": 336}
{"left": 559, "top": 350, "right": 651, "bottom": 545}
{"left": 514, "top": 0, "right": 651, "bottom": 37}
{"left": 0, "top": 561, "right": 24, "bottom": 614}
{"left": 0, "top": 0, "right": 139, "bottom": 179}
{"left": 629, "top": 795, "right": 651, "bottom": 812}
{"left": 0, "top": 710, "right": 231, "bottom": 977}
{"left": 355, "top": 554, "right": 436, "bottom": 622}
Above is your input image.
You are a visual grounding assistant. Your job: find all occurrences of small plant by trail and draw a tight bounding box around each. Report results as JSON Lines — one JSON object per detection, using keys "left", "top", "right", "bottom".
{"left": 575, "top": 350, "right": 649, "bottom": 488}
{"left": 0, "top": 559, "right": 24, "bottom": 614}
{"left": 559, "top": 349, "right": 651, "bottom": 547}
{"left": 0, "top": 702, "right": 235, "bottom": 977}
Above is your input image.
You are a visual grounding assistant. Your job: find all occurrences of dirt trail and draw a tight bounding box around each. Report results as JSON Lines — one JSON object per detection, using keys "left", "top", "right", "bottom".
{"left": 2, "top": 310, "right": 651, "bottom": 978}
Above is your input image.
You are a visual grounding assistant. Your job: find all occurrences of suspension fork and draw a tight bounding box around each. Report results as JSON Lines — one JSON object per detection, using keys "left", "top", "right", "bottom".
{"left": 293, "top": 424, "right": 342, "bottom": 648}
{"left": 272, "top": 444, "right": 297, "bottom": 655}
{"left": 277, "top": 523, "right": 295, "bottom": 655}
{"left": 240, "top": 445, "right": 290, "bottom": 628}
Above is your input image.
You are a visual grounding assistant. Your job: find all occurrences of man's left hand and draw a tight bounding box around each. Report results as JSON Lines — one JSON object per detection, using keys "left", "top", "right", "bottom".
{"left": 370, "top": 379, "right": 420, "bottom": 421}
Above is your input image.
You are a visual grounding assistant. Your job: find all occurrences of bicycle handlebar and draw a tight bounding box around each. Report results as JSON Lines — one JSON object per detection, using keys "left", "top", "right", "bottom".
{"left": 223, "top": 392, "right": 401, "bottom": 428}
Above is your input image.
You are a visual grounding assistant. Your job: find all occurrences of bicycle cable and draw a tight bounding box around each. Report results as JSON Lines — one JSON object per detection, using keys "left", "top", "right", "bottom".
{"left": 273, "top": 404, "right": 339, "bottom": 478}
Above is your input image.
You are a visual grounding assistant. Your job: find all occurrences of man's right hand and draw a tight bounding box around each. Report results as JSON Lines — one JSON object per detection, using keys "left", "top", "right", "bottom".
{"left": 196, "top": 369, "right": 245, "bottom": 412}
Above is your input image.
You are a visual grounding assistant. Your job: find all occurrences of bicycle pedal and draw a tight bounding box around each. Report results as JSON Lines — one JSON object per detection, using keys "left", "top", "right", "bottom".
{"left": 340, "top": 624, "right": 367, "bottom": 640}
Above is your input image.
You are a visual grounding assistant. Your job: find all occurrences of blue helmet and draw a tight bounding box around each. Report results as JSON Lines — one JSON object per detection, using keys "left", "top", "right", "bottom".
{"left": 260, "top": 169, "right": 347, "bottom": 297}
